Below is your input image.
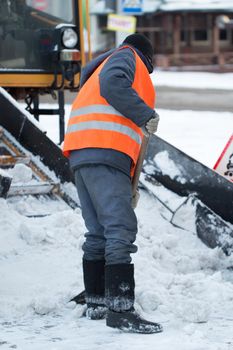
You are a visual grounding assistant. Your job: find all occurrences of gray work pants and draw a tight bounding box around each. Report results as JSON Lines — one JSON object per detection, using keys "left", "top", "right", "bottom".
{"left": 74, "top": 165, "right": 138, "bottom": 265}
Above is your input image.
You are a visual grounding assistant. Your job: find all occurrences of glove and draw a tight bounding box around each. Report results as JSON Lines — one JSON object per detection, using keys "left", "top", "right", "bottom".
{"left": 131, "top": 189, "right": 140, "bottom": 209}
{"left": 144, "top": 111, "right": 160, "bottom": 135}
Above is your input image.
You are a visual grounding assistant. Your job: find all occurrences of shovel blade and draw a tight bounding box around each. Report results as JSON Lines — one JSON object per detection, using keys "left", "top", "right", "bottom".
{"left": 171, "top": 195, "right": 233, "bottom": 255}
{"left": 196, "top": 201, "right": 233, "bottom": 255}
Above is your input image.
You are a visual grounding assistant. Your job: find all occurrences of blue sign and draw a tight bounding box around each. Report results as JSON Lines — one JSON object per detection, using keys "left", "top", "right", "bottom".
{"left": 121, "top": 0, "right": 143, "bottom": 14}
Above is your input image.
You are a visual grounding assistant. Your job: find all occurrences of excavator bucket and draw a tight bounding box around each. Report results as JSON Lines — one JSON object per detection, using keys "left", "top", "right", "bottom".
{"left": 0, "top": 88, "right": 72, "bottom": 183}
{"left": 143, "top": 135, "right": 233, "bottom": 253}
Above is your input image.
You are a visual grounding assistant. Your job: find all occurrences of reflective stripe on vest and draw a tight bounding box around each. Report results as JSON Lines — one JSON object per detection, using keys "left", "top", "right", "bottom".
{"left": 67, "top": 104, "right": 142, "bottom": 145}
{"left": 69, "top": 104, "right": 124, "bottom": 119}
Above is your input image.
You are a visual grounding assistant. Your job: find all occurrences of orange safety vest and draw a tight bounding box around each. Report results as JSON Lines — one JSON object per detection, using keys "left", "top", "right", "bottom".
{"left": 63, "top": 46, "right": 156, "bottom": 176}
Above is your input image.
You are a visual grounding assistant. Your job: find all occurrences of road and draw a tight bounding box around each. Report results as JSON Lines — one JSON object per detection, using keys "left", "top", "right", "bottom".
{"left": 155, "top": 87, "right": 233, "bottom": 112}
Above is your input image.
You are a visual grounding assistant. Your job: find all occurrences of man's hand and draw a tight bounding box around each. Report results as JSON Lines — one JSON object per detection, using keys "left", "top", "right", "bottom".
{"left": 131, "top": 189, "right": 140, "bottom": 209}
{"left": 144, "top": 111, "right": 160, "bottom": 135}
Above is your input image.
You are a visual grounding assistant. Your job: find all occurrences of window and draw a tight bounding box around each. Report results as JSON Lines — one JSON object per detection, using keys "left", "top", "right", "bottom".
{"left": 181, "top": 30, "right": 186, "bottom": 42}
{"left": 220, "top": 29, "right": 227, "bottom": 41}
{"left": 193, "top": 30, "right": 208, "bottom": 41}
{"left": 190, "top": 14, "right": 210, "bottom": 46}
{"left": 26, "top": 0, "right": 74, "bottom": 23}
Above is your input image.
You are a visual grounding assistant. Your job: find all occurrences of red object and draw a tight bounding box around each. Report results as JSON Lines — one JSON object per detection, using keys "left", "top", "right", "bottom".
{"left": 214, "top": 134, "right": 233, "bottom": 182}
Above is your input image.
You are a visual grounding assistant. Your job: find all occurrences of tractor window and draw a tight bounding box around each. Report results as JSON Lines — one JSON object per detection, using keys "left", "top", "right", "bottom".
{"left": 26, "top": 0, "right": 74, "bottom": 23}
{"left": 0, "top": 0, "right": 76, "bottom": 71}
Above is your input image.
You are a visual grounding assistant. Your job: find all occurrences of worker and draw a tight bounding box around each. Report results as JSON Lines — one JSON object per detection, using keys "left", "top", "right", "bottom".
{"left": 63, "top": 33, "right": 162, "bottom": 334}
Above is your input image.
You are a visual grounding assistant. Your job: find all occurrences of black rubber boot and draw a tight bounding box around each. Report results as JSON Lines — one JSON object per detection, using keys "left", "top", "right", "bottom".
{"left": 83, "top": 259, "right": 107, "bottom": 320}
{"left": 105, "top": 264, "right": 163, "bottom": 334}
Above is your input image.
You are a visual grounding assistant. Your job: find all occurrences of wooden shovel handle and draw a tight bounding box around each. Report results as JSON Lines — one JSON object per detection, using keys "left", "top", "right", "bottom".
{"left": 132, "top": 135, "right": 150, "bottom": 197}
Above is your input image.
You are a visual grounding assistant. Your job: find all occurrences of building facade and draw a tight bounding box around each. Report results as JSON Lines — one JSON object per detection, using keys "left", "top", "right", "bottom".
{"left": 92, "top": 0, "right": 233, "bottom": 69}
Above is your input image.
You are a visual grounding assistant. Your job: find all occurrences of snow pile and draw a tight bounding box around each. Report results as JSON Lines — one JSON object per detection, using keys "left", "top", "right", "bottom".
{"left": 7, "top": 163, "right": 33, "bottom": 184}
{"left": 135, "top": 191, "right": 233, "bottom": 331}
{"left": 0, "top": 197, "right": 85, "bottom": 319}
{"left": 153, "top": 150, "right": 186, "bottom": 184}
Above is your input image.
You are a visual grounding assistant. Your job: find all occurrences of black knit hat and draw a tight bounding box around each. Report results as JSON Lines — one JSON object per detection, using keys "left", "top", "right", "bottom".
{"left": 122, "top": 33, "right": 154, "bottom": 61}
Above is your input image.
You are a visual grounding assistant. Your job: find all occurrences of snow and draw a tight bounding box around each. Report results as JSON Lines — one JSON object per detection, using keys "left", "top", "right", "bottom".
{"left": 156, "top": 109, "right": 232, "bottom": 168}
{"left": 2, "top": 189, "right": 233, "bottom": 349}
{"left": 8, "top": 163, "right": 33, "bottom": 184}
{"left": 152, "top": 71, "right": 233, "bottom": 90}
{"left": 0, "top": 88, "right": 44, "bottom": 132}
{"left": 0, "top": 168, "right": 12, "bottom": 178}
{"left": 140, "top": 170, "right": 187, "bottom": 213}
{"left": 143, "top": 0, "right": 233, "bottom": 13}
{"left": 153, "top": 150, "right": 187, "bottom": 183}
{"left": 160, "top": 0, "right": 233, "bottom": 12}
{"left": 1, "top": 71, "right": 233, "bottom": 349}
{"left": 170, "top": 195, "right": 197, "bottom": 233}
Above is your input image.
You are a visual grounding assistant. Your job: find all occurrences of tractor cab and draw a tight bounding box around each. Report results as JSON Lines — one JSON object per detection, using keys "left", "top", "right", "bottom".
{"left": 0, "top": 0, "right": 88, "bottom": 142}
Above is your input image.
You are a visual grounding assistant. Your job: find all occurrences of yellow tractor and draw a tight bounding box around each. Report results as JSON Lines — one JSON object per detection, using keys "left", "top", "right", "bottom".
{"left": 0, "top": 0, "right": 91, "bottom": 142}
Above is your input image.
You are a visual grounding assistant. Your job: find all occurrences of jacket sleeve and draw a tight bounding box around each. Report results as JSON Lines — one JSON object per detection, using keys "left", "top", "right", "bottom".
{"left": 99, "top": 48, "right": 155, "bottom": 127}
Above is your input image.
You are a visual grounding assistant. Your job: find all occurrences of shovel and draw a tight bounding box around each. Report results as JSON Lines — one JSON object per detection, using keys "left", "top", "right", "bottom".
{"left": 132, "top": 135, "right": 150, "bottom": 198}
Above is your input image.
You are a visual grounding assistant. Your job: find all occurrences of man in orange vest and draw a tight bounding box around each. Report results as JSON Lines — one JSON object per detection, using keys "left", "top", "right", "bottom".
{"left": 63, "top": 34, "right": 162, "bottom": 334}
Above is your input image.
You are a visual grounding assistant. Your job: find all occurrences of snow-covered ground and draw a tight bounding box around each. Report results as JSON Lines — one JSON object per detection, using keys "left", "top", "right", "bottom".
{"left": 0, "top": 71, "right": 233, "bottom": 350}
{"left": 151, "top": 71, "right": 233, "bottom": 90}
